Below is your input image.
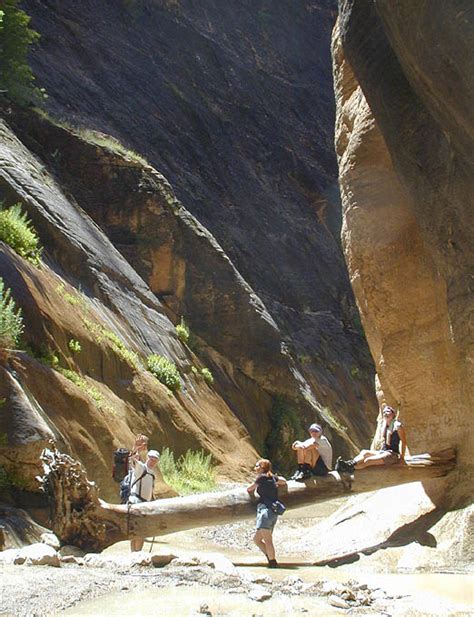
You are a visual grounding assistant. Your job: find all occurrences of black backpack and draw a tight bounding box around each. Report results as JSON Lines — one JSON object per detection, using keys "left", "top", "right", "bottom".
{"left": 120, "top": 468, "right": 154, "bottom": 504}
{"left": 112, "top": 448, "right": 130, "bottom": 483}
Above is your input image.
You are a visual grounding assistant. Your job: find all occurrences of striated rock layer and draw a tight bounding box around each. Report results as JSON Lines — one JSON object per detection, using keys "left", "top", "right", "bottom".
{"left": 332, "top": 2, "right": 473, "bottom": 485}
{"left": 21, "top": 0, "right": 377, "bottom": 441}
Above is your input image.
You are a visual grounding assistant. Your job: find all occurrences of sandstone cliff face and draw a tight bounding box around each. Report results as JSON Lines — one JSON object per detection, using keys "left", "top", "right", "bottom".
{"left": 0, "top": 114, "right": 260, "bottom": 501}
{"left": 21, "top": 0, "right": 377, "bottom": 440}
{"left": 332, "top": 2, "right": 473, "bottom": 478}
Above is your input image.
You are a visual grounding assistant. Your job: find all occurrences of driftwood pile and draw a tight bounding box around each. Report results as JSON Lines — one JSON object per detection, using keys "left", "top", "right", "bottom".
{"left": 40, "top": 447, "right": 456, "bottom": 551}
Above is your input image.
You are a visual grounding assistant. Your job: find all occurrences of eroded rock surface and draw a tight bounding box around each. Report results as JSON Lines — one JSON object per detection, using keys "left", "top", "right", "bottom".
{"left": 332, "top": 2, "right": 473, "bottom": 475}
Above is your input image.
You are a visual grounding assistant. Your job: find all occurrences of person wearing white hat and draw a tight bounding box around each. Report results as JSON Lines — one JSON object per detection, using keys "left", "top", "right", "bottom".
{"left": 290, "top": 423, "right": 333, "bottom": 481}
{"left": 128, "top": 437, "right": 160, "bottom": 551}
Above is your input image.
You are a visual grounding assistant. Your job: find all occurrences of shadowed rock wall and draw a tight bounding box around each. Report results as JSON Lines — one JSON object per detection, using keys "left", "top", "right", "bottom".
{"left": 21, "top": 0, "right": 377, "bottom": 438}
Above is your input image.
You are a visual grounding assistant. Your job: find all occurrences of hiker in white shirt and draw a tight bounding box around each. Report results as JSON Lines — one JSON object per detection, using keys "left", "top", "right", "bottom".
{"left": 290, "top": 423, "right": 333, "bottom": 481}
{"left": 128, "top": 445, "right": 160, "bottom": 551}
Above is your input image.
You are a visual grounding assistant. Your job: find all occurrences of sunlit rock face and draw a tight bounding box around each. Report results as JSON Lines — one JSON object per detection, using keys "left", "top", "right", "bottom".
{"left": 332, "top": 1, "right": 473, "bottom": 470}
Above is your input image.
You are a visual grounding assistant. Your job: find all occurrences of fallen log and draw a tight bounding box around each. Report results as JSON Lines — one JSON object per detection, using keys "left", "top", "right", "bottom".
{"left": 39, "top": 447, "right": 455, "bottom": 552}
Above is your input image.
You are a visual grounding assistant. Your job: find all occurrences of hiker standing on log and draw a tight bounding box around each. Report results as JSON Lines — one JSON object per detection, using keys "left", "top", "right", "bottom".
{"left": 336, "top": 405, "right": 407, "bottom": 473}
{"left": 247, "top": 459, "right": 287, "bottom": 568}
{"left": 290, "top": 423, "right": 333, "bottom": 481}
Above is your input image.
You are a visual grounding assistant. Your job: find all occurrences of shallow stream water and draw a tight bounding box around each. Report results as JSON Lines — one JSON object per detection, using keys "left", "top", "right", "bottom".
{"left": 61, "top": 497, "right": 473, "bottom": 616}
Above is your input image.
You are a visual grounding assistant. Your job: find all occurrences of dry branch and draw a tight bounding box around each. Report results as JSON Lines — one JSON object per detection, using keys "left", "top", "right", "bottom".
{"left": 40, "top": 448, "right": 455, "bottom": 552}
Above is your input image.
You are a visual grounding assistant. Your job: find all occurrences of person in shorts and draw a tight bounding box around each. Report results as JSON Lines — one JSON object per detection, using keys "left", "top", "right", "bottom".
{"left": 336, "top": 405, "right": 407, "bottom": 473}
{"left": 290, "top": 423, "right": 333, "bottom": 481}
{"left": 247, "top": 459, "right": 287, "bottom": 568}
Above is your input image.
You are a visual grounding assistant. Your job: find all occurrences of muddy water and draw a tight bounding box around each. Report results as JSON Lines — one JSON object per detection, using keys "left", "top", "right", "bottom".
{"left": 64, "top": 497, "right": 473, "bottom": 616}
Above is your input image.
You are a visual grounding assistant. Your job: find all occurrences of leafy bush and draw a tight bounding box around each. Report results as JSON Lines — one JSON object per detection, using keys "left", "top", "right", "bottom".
{"left": 147, "top": 354, "right": 181, "bottom": 392}
{"left": 68, "top": 339, "right": 81, "bottom": 354}
{"left": 0, "top": 203, "right": 42, "bottom": 265}
{"left": 264, "top": 396, "right": 302, "bottom": 476}
{"left": 0, "top": 1, "right": 44, "bottom": 105}
{"left": 201, "top": 367, "right": 214, "bottom": 386}
{"left": 0, "top": 278, "right": 23, "bottom": 348}
{"left": 160, "top": 447, "right": 216, "bottom": 495}
{"left": 38, "top": 348, "right": 59, "bottom": 367}
{"left": 175, "top": 317, "right": 190, "bottom": 344}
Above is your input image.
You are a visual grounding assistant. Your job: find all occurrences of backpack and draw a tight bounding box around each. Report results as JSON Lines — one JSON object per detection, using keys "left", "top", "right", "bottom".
{"left": 113, "top": 448, "right": 130, "bottom": 483}
{"left": 119, "top": 467, "right": 154, "bottom": 504}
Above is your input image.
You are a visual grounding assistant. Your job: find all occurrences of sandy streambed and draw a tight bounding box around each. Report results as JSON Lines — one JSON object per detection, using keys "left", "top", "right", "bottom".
{"left": 1, "top": 497, "right": 472, "bottom": 616}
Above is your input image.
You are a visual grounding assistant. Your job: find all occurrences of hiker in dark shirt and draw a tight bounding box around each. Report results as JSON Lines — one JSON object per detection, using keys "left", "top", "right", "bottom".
{"left": 336, "top": 405, "right": 407, "bottom": 473}
{"left": 247, "top": 459, "right": 287, "bottom": 568}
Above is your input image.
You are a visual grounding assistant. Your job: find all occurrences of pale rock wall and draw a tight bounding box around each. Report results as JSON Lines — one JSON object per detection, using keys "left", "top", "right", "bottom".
{"left": 332, "top": 15, "right": 472, "bottom": 469}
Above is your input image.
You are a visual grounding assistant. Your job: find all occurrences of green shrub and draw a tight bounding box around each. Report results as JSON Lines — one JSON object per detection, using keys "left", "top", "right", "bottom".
{"left": 175, "top": 317, "right": 190, "bottom": 344}
{"left": 201, "top": 367, "right": 214, "bottom": 386}
{"left": 40, "top": 349, "right": 59, "bottom": 367}
{"left": 147, "top": 354, "right": 181, "bottom": 392}
{"left": 0, "top": 1, "right": 45, "bottom": 105}
{"left": 264, "top": 396, "right": 302, "bottom": 476}
{"left": 350, "top": 365, "right": 361, "bottom": 379}
{"left": 160, "top": 447, "right": 216, "bottom": 495}
{"left": 0, "top": 278, "right": 23, "bottom": 348}
{"left": 68, "top": 339, "right": 81, "bottom": 354}
{"left": 0, "top": 203, "right": 42, "bottom": 265}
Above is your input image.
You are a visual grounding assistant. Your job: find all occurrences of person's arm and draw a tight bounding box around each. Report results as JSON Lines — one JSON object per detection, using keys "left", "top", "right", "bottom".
{"left": 247, "top": 481, "right": 257, "bottom": 494}
{"left": 397, "top": 424, "right": 407, "bottom": 460}
{"left": 292, "top": 440, "right": 303, "bottom": 450}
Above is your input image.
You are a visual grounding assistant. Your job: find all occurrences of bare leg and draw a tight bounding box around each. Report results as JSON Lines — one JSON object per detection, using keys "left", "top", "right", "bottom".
{"left": 253, "top": 530, "right": 268, "bottom": 558}
{"left": 355, "top": 453, "right": 389, "bottom": 470}
{"left": 259, "top": 529, "right": 276, "bottom": 561}
{"left": 296, "top": 449, "right": 306, "bottom": 464}
{"left": 353, "top": 449, "right": 376, "bottom": 464}
{"left": 296, "top": 449, "right": 319, "bottom": 467}
{"left": 130, "top": 536, "right": 145, "bottom": 552}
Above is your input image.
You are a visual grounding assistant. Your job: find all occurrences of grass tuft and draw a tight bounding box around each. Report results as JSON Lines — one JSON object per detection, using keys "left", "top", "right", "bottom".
{"left": 0, "top": 203, "right": 42, "bottom": 265}
{"left": 147, "top": 354, "right": 181, "bottom": 392}
{"left": 175, "top": 317, "right": 190, "bottom": 344}
{"left": 159, "top": 448, "right": 217, "bottom": 495}
{"left": 0, "top": 278, "right": 24, "bottom": 348}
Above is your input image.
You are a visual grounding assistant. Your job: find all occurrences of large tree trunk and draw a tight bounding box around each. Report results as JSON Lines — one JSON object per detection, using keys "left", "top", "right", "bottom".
{"left": 40, "top": 448, "right": 455, "bottom": 552}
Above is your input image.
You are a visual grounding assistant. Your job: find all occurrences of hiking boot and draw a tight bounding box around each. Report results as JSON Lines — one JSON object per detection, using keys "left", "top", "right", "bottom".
{"left": 336, "top": 458, "right": 355, "bottom": 473}
{"left": 268, "top": 559, "right": 278, "bottom": 568}
{"left": 295, "top": 469, "right": 312, "bottom": 482}
{"left": 290, "top": 469, "right": 304, "bottom": 481}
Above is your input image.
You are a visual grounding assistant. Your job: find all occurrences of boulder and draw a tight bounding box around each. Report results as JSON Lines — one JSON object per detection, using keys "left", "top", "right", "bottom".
{"left": 248, "top": 586, "right": 272, "bottom": 602}
{"left": 21, "top": 543, "right": 60, "bottom": 567}
{"left": 59, "top": 545, "right": 86, "bottom": 558}
{"left": 41, "top": 532, "right": 60, "bottom": 550}
{"left": 0, "top": 548, "right": 25, "bottom": 565}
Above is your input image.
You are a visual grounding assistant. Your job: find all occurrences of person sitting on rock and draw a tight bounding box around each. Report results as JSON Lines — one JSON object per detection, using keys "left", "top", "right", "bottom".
{"left": 290, "top": 423, "right": 333, "bottom": 481}
{"left": 336, "top": 405, "right": 407, "bottom": 473}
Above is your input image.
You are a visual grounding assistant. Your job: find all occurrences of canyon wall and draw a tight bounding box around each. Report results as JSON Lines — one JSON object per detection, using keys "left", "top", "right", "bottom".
{"left": 333, "top": 1, "right": 473, "bottom": 483}
{"left": 21, "top": 0, "right": 377, "bottom": 440}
